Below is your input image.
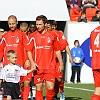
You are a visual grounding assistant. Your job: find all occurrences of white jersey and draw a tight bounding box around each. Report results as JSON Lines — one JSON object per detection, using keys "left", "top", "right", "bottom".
{"left": 0, "top": 64, "right": 28, "bottom": 83}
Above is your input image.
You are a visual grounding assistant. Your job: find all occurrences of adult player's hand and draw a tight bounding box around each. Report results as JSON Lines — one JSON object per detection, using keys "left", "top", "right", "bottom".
{"left": 25, "top": 60, "right": 31, "bottom": 68}
{"left": 58, "top": 63, "right": 64, "bottom": 73}
{"left": 31, "top": 62, "right": 38, "bottom": 70}
{"left": 69, "top": 56, "right": 73, "bottom": 63}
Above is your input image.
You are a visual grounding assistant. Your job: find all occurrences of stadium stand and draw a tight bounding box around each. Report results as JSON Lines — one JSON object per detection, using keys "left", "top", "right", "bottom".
{"left": 86, "top": 8, "right": 97, "bottom": 21}
{"left": 70, "top": 8, "right": 82, "bottom": 21}
{"left": 98, "top": 0, "right": 100, "bottom": 9}
{"left": 68, "top": 0, "right": 99, "bottom": 21}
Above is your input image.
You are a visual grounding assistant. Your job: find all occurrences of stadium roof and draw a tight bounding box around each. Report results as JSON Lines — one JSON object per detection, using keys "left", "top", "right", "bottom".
{"left": 0, "top": 0, "right": 70, "bottom": 21}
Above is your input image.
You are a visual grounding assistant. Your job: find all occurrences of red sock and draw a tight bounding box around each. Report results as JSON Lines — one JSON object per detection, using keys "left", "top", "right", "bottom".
{"left": 91, "top": 94, "right": 100, "bottom": 100}
{"left": 21, "top": 87, "right": 24, "bottom": 99}
{"left": 2, "top": 89, "right": 7, "bottom": 100}
{"left": 54, "top": 79, "right": 59, "bottom": 97}
{"left": 59, "top": 80, "right": 64, "bottom": 94}
{"left": 23, "top": 86, "right": 30, "bottom": 100}
{"left": 36, "top": 90, "right": 43, "bottom": 100}
{"left": 3, "top": 98, "right": 7, "bottom": 100}
{"left": 46, "top": 88, "right": 55, "bottom": 100}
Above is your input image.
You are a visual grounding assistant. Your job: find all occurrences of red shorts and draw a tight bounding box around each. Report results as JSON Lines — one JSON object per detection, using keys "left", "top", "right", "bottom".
{"left": 55, "top": 62, "right": 63, "bottom": 79}
{"left": 93, "top": 69, "right": 100, "bottom": 87}
{"left": 20, "top": 67, "right": 33, "bottom": 84}
{"left": 34, "top": 69, "right": 55, "bottom": 84}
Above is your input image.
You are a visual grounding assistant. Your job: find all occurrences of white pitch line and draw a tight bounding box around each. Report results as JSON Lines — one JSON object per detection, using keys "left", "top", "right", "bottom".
{"left": 64, "top": 86, "right": 94, "bottom": 92}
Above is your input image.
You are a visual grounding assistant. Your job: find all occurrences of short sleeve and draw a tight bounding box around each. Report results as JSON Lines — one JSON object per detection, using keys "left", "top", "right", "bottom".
{"left": 26, "top": 34, "right": 35, "bottom": 52}
{"left": 53, "top": 34, "right": 60, "bottom": 51}
{"left": 19, "top": 67, "right": 28, "bottom": 76}
{"left": 0, "top": 67, "right": 6, "bottom": 80}
{"left": 59, "top": 32, "right": 69, "bottom": 51}
{"left": 21, "top": 31, "right": 29, "bottom": 50}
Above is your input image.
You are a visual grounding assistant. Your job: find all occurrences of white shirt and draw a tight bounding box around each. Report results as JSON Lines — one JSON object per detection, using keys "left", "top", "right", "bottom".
{"left": 0, "top": 64, "right": 28, "bottom": 83}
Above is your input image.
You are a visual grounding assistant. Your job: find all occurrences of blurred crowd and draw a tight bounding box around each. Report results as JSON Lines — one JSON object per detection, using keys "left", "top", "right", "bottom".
{"left": 66, "top": 0, "right": 100, "bottom": 22}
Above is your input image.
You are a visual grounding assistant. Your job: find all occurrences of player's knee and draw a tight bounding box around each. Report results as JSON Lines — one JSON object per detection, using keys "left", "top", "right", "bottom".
{"left": 57, "top": 78, "right": 62, "bottom": 82}
{"left": 95, "top": 87, "right": 100, "bottom": 95}
{"left": 24, "top": 81, "right": 30, "bottom": 86}
{"left": 47, "top": 85, "right": 54, "bottom": 90}
{"left": 46, "top": 81, "right": 54, "bottom": 90}
{"left": 36, "top": 83, "right": 43, "bottom": 91}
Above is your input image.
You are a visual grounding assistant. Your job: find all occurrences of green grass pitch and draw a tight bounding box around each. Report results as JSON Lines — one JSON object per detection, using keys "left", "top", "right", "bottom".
{"left": 43, "top": 83, "right": 94, "bottom": 100}
{"left": 62, "top": 83, "right": 94, "bottom": 100}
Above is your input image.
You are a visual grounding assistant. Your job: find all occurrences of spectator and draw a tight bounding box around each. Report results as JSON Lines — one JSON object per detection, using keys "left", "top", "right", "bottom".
{"left": 66, "top": 0, "right": 82, "bottom": 14}
{"left": 78, "top": 12, "right": 88, "bottom": 22}
{"left": 91, "top": 10, "right": 100, "bottom": 21}
{"left": 70, "top": 40, "right": 84, "bottom": 83}
{"left": 82, "top": 0, "right": 96, "bottom": 12}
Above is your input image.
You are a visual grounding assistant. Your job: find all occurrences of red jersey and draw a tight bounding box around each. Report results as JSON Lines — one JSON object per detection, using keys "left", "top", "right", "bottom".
{"left": 53, "top": 30, "right": 69, "bottom": 63}
{"left": 54, "top": 30, "right": 69, "bottom": 51}
{"left": 0, "top": 29, "right": 29, "bottom": 66}
{"left": 90, "top": 26, "right": 100, "bottom": 69}
{"left": 26, "top": 30, "right": 60, "bottom": 70}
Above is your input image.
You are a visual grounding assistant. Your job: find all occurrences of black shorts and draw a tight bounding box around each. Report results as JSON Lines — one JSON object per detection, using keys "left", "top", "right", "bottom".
{"left": 3, "top": 82, "right": 20, "bottom": 99}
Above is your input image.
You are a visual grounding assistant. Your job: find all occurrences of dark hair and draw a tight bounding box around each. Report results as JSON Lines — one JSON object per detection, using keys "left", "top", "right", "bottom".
{"left": 36, "top": 15, "right": 47, "bottom": 24}
{"left": 7, "top": 50, "right": 16, "bottom": 57}
{"left": 74, "top": 40, "right": 79, "bottom": 45}
{"left": 81, "top": 12, "right": 86, "bottom": 15}
{"left": 96, "top": 10, "right": 100, "bottom": 14}
{"left": 47, "top": 20, "right": 54, "bottom": 25}
{"left": 29, "top": 21, "right": 36, "bottom": 26}
{"left": 52, "top": 20, "right": 57, "bottom": 27}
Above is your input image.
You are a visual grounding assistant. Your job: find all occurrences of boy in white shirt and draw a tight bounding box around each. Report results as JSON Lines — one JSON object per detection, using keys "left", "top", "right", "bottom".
{"left": 0, "top": 50, "right": 34, "bottom": 100}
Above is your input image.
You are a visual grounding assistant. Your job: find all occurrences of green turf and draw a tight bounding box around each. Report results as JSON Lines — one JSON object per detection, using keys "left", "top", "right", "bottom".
{"left": 43, "top": 83, "right": 94, "bottom": 100}
{"left": 63, "top": 83, "right": 94, "bottom": 100}
{"left": 64, "top": 83, "right": 94, "bottom": 90}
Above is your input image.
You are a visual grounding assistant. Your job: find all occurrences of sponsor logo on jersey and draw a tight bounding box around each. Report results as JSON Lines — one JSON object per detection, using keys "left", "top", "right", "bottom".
{"left": 62, "top": 35, "right": 65, "bottom": 40}
{"left": 15, "top": 69, "right": 18, "bottom": 72}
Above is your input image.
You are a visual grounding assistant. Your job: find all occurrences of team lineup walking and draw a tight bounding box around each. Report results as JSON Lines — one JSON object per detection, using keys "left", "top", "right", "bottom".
{"left": 0, "top": 15, "right": 71, "bottom": 100}
{"left": 0, "top": 13, "right": 98, "bottom": 100}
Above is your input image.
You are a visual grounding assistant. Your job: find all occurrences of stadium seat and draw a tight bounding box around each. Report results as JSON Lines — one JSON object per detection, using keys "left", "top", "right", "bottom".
{"left": 70, "top": 8, "right": 82, "bottom": 21}
{"left": 86, "top": 8, "right": 97, "bottom": 21}
{"left": 98, "top": 0, "right": 100, "bottom": 9}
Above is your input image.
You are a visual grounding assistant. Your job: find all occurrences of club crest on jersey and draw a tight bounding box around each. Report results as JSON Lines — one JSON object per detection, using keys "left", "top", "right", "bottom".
{"left": 16, "top": 37, "right": 19, "bottom": 43}
{"left": 47, "top": 37, "right": 51, "bottom": 43}
{"left": 15, "top": 69, "right": 18, "bottom": 72}
{"left": 62, "top": 35, "right": 66, "bottom": 40}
